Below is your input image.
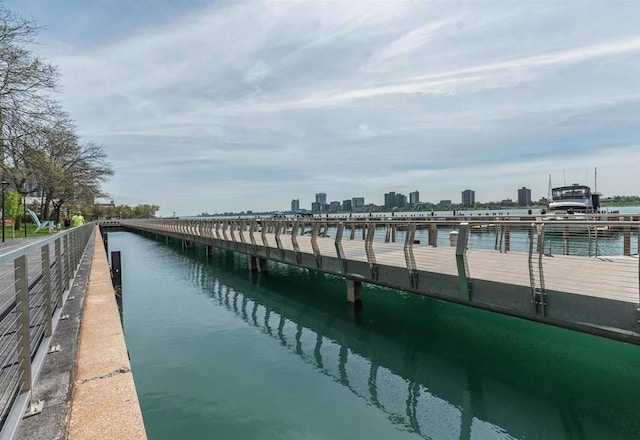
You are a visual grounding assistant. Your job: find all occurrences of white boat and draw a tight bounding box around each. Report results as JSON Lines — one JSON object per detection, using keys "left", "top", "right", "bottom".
{"left": 542, "top": 184, "right": 605, "bottom": 236}
{"left": 547, "top": 183, "right": 597, "bottom": 214}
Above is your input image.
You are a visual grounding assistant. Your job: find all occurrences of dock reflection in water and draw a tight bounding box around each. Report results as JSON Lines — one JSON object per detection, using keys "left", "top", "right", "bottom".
{"left": 113, "top": 232, "right": 640, "bottom": 440}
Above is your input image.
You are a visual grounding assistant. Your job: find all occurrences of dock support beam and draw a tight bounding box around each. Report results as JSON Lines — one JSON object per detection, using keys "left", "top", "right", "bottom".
{"left": 346, "top": 279, "right": 362, "bottom": 305}
{"left": 249, "top": 256, "right": 268, "bottom": 273}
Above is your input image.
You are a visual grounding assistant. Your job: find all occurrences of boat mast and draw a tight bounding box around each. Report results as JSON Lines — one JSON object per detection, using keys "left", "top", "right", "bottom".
{"left": 547, "top": 174, "right": 552, "bottom": 200}
{"left": 594, "top": 167, "right": 597, "bottom": 193}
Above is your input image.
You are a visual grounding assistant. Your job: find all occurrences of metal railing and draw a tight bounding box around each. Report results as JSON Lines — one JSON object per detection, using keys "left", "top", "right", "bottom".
{"left": 124, "top": 218, "right": 640, "bottom": 307}
{"left": 0, "top": 223, "right": 94, "bottom": 440}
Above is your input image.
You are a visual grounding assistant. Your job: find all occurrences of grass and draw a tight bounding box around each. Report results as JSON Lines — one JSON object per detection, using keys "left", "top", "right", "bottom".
{"left": 1, "top": 224, "right": 64, "bottom": 240}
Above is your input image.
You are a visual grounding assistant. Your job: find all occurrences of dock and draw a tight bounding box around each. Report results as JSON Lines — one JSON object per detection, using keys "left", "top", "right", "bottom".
{"left": 120, "top": 217, "right": 640, "bottom": 344}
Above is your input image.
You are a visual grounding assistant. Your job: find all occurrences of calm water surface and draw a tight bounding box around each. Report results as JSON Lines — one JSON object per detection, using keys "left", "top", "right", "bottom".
{"left": 111, "top": 231, "right": 640, "bottom": 439}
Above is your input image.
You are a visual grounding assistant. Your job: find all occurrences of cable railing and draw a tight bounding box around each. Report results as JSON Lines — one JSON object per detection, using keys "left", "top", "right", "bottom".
{"left": 0, "top": 223, "right": 93, "bottom": 440}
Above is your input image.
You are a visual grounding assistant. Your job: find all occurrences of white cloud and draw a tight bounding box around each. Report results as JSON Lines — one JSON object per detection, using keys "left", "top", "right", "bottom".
{"left": 9, "top": 0, "right": 640, "bottom": 215}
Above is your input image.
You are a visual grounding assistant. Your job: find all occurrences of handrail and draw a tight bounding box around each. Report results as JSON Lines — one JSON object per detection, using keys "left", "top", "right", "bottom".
{"left": 0, "top": 223, "right": 94, "bottom": 439}
{"left": 121, "top": 218, "right": 640, "bottom": 331}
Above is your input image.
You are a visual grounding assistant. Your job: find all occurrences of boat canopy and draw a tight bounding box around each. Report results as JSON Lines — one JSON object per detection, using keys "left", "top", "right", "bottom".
{"left": 551, "top": 185, "right": 591, "bottom": 201}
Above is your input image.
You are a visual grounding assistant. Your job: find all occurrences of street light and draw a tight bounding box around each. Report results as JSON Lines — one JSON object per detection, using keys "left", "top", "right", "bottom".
{"left": 21, "top": 188, "right": 27, "bottom": 238}
{"left": 1, "top": 180, "right": 9, "bottom": 243}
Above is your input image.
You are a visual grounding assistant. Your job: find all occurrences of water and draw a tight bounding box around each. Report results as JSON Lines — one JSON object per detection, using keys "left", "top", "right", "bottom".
{"left": 190, "top": 206, "right": 640, "bottom": 220}
{"left": 112, "top": 231, "right": 640, "bottom": 439}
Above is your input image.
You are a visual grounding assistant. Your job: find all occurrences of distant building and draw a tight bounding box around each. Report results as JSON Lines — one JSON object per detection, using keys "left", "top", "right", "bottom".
{"left": 395, "top": 193, "right": 407, "bottom": 208}
{"left": 352, "top": 197, "right": 365, "bottom": 210}
{"left": 517, "top": 187, "right": 532, "bottom": 206}
{"left": 315, "top": 193, "right": 327, "bottom": 205}
{"left": 329, "top": 201, "right": 341, "bottom": 212}
{"left": 384, "top": 192, "right": 396, "bottom": 209}
{"left": 311, "top": 202, "right": 321, "bottom": 212}
{"left": 461, "top": 189, "right": 475, "bottom": 207}
{"left": 409, "top": 191, "right": 420, "bottom": 206}
{"left": 438, "top": 200, "right": 453, "bottom": 209}
{"left": 343, "top": 199, "right": 352, "bottom": 212}
{"left": 290, "top": 198, "right": 300, "bottom": 212}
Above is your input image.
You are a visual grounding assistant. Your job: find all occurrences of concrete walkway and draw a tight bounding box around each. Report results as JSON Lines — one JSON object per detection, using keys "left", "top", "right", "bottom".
{"left": 14, "top": 227, "right": 147, "bottom": 439}
{"left": 66, "top": 229, "right": 146, "bottom": 439}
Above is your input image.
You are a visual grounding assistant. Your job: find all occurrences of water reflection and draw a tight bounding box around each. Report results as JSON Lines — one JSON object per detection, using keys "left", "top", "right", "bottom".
{"left": 128, "top": 232, "right": 640, "bottom": 439}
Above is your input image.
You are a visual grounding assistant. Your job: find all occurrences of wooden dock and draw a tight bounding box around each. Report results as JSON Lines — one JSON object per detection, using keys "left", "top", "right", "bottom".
{"left": 112, "top": 218, "right": 640, "bottom": 344}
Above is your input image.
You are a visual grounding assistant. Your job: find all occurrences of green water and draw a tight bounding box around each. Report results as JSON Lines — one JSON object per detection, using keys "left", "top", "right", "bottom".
{"left": 112, "top": 231, "right": 640, "bottom": 439}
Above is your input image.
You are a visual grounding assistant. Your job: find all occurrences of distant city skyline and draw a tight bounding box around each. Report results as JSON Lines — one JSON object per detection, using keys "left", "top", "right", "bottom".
{"left": 6, "top": 0, "right": 639, "bottom": 216}
{"left": 294, "top": 185, "right": 549, "bottom": 213}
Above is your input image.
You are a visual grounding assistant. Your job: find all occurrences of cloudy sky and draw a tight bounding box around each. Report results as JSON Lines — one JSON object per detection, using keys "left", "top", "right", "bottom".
{"left": 5, "top": 0, "right": 640, "bottom": 216}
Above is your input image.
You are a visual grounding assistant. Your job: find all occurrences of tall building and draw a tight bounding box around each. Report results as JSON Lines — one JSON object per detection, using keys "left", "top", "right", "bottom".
{"left": 329, "top": 201, "right": 341, "bottom": 212}
{"left": 395, "top": 193, "right": 407, "bottom": 208}
{"left": 384, "top": 192, "right": 396, "bottom": 209}
{"left": 352, "top": 197, "right": 365, "bottom": 210}
{"left": 517, "top": 187, "right": 532, "bottom": 206}
{"left": 290, "top": 198, "right": 300, "bottom": 213}
{"left": 342, "top": 199, "right": 352, "bottom": 211}
{"left": 461, "top": 189, "right": 475, "bottom": 207}
{"left": 311, "top": 202, "right": 321, "bottom": 212}
{"left": 409, "top": 191, "right": 420, "bottom": 206}
{"left": 315, "top": 193, "right": 327, "bottom": 205}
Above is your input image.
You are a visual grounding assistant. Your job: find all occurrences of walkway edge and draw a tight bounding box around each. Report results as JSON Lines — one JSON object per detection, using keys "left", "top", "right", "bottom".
{"left": 66, "top": 226, "right": 147, "bottom": 439}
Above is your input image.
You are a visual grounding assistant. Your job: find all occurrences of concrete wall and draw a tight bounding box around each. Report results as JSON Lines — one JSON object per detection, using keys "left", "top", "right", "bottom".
{"left": 66, "top": 227, "right": 147, "bottom": 439}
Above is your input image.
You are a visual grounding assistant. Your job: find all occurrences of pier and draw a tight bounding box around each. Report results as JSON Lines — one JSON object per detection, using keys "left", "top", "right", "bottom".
{"left": 121, "top": 216, "right": 640, "bottom": 344}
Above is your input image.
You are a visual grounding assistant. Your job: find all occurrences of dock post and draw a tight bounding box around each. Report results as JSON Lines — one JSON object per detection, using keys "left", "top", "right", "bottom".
{"left": 111, "top": 251, "right": 122, "bottom": 293}
{"left": 346, "top": 279, "right": 362, "bottom": 305}
{"left": 623, "top": 226, "right": 631, "bottom": 256}
{"left": 249, "top": 256, "right": 257, "bottom": 272}
{"left": 249, "top": 256, "right": 268, "bottom": 273}
{"left": 102, "top": 231, "right": 108, "bottom": 254}
{"left": 428, "top": 223, "right": 437, "bottom": 247}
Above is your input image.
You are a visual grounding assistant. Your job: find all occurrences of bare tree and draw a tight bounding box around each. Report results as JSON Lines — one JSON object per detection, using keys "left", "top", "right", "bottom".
{"left": 0, "top": 7, "right": 59, "bottom": 166}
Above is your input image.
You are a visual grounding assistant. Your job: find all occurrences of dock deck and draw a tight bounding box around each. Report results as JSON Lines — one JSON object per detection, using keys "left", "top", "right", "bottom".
{"left": 118, "top": 218, "right": 640, "bottom": 343}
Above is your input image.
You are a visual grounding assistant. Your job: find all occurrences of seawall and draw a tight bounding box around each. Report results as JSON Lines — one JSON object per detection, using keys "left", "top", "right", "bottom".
{"left": 66, "top": 227, "right": 147, "bottom": 439}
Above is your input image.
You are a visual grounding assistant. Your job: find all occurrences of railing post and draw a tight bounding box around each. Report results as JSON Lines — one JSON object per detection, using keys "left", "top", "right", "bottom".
{"left": 14, "top": 255, "right": 33, "bottom": 396}
{"left": 55, "top": 238, "right": 64, "bottom": 307}
{"left": 41, "top": 244, "right": 53, "bottom": 338}
{"left": 275, "top": 222, "right": 283, "bottom": 250}
{"left": 335, "top": 223, "right": 346, "bottom": 273}
{"left": 291, "top": 222, "right": 301, "bottom": 264}
{"left": 455, "top": 223, "right": 471, "bottom": 300}
{"left": 504, "top": 225, "right": 510, "bottom": 253}
{"left": 403, "top": 223, "right": 418, "bottom": 289}
{"left": 63, "top": 234, "right": 71, "bottom": 290}
{"left": 239, "top": 221, "right": 246, "bottom": 244}
{"left": 311, "top": 223, "right": 321, "bottom": 268}
{"left": 537, "top": 223, "right": 547, "bottom": 316}
{"left": 365, "top": 222, "right": 378, "bottom": 280}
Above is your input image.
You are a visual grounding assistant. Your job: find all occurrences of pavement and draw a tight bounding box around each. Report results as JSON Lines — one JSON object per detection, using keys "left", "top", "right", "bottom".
{"left": 11, "top": 227, "right": 147, "bottom": 439}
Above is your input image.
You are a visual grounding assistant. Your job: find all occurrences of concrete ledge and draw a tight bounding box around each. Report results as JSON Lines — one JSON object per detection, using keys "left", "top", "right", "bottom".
{"left": 67, "top": 227, "right": 147, "bottom": 439}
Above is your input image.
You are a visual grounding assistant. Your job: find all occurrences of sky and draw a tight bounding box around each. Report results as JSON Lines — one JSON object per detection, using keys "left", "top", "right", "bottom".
{"left": 4, "top": 0, "right": 640, "bottom": 216}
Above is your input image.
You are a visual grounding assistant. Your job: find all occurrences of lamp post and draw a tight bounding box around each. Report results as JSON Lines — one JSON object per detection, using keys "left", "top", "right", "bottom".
{"left": 1, "top": 180, "right": 9, "bottom": 243}
{"left": 21, "top": 189, "right": 27, "bottom": 238}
